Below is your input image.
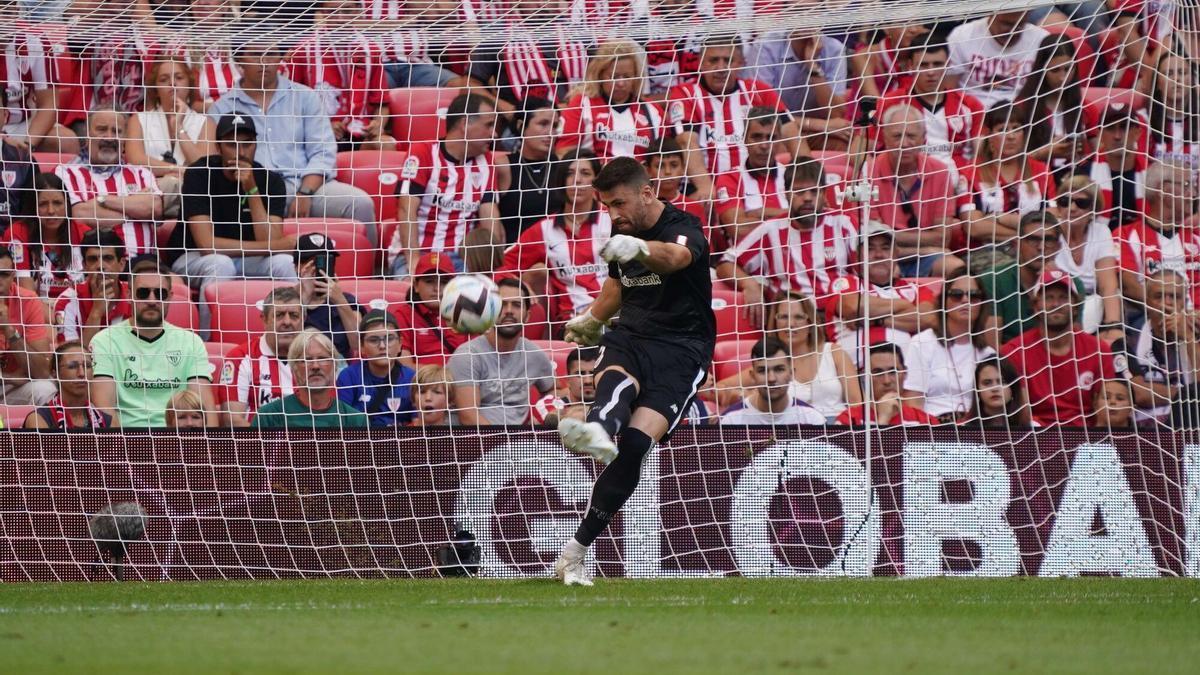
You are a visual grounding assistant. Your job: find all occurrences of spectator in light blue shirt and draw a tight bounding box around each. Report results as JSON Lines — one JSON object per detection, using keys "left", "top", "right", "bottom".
{"left": 337, "top": 309, "right": 416, "bottom": 427}
{"left": 209, "top": 39, "right": 377, "bottom": 245}
{"left": 746, "top": 30, "right": 854, "bottom": 146}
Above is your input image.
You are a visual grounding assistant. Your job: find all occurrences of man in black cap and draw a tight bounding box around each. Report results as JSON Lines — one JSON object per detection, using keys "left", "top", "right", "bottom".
{"left": 336, "top": 308, "right": 417, "bottom": 427}
{"left": 295, "top": 232, "right": 362, "bottom": 359}
{"left": 169, "top": 113, "right": 297, "bottom": 335}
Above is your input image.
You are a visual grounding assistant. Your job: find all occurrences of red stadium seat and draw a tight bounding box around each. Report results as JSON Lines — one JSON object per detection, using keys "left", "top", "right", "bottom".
{"left": 1041, "top": 23, "right": 1097, "bottom": 83}
{"left": 340, "top": 279, "right": 411, "bottom": 311}
{"left": 32, "top": 152, "right": 75, "bottom": 173}
{"left": 335, "top": 150, "right": 409, "bottom": 223}
{"left": 712, "top": 298, "right": 761, "bottom": 342}
{"left": 712, "top": 287, "right": 745, "bottom": 309}
{"left": 166, "top": 284, "right": 200, "bottom": 331}
{"left": 812, "top": 151, "right": 852, "bottom": 183}
{"left": 205, "top": 280, "right": 292, "bottom": 345}
{"left": 532, "top": 339, "right": 576, "bottom": 376}
{"left": 387, "top": 87, "right": 461, "bottom": 150}
{"left": 1082, "top": 87, "right": 1148, "bottom": 129}
{"left": 713, "top": 339, "right": 757, "bottom": 381}
{"left": 157, "top": 220, "right": 176, "bottom": 250}
{"left": 205, "top": 342, "right": 237, "bottom": 358}
{"left": 281, "top": 219, "right": 375, "bottom": 278}
{"left": 0, "top": 404, "right": 35, "bottom": 429}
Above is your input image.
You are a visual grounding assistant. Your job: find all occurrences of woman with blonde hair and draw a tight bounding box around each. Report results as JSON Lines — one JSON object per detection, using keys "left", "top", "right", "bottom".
{"left": 556, "top": 40, "right": 665, "bottom": 162}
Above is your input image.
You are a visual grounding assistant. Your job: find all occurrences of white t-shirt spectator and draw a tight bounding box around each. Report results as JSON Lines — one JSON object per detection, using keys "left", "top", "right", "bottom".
{"left": 904, "top": 329, "right": 996, "bottom": 418}
{"left": 1054, "top": 220, "right": 1116, "bottom": 295}
{"left": 948, "top": 18, "right": 1048, "bottom": 108}
{"left": 720, "top": 397, "right": 826, "bottom": 425}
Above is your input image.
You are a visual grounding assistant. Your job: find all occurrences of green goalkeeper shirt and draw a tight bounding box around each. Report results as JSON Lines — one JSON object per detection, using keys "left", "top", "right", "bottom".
{"left": 90, "top": 321, "right": 211, "bottom": 427}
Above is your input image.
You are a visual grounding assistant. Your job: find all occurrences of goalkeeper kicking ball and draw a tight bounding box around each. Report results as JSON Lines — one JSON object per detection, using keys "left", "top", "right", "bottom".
{"left": 440, "top": 275, "right": 502, "bottom": 335}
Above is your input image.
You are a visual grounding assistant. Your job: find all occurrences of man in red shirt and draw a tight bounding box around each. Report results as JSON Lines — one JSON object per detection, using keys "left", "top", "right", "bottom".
{"left": 1001, "top": 268, "right": 1116, "bottom": 426}
{"left": 0, "top": 246, "right": 54, "bottom": 405}
{"left": 1112, "top": 160, "right": 1198, "bottom": 309}
{"left": 52, "top": 229, "right": 129, "bottom": 347}
{"left": 220, "top": 286, "right": 305, "bottom": 427}
{"left": 392, "top": 252, "right": 467, "bottom": 366}
{"left": 836, "top": 343, "right": 936, "bottom": 426}
{"left": 712, "top": 106, "right": 789, "bottom": 244}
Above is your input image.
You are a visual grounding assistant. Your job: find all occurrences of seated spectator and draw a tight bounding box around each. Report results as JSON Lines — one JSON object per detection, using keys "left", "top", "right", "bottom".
{"left": 497, "top": 151, "right": 610, "bottom": 330}
{"left": 644, "top": 138, "right": 713, "bottom": 249}
{"left": 1144, "top": 52, "right": 1199, "bottom": 166}
{"left": 288, "top": 2, "right": 396, "bottom": 152}
{"left": 1112, "top": 269, "right": 1200, "bottom": 425}
{"left": 165, "top": 390, "right": 207, "bottom": 430}
{"left": 1113, "top": 161, "right": 1198, "bottom": 309}
{"left": 220, "top": 286, "right": 305, "bottom": 427}
{"left": 637, "top": 0, "right": 710, "bottom": 96}
{"left": 712, "top": 107, "right": 789, "bottom": 243}
{"left": 162, "top": 0, "right": 240, "bottom": 108}
{"left": 668, "top": 35, "right": 795, "bottom": 199}
{"left": 370, "top": 3, "right": 456, "bottom": 89}
{"left": 336, "top": 309, "right": 417, "bottom": 427}
{"left": 1093, "top": 377, "right": 1135, "bottom": 429}
{"left": 55, "top": 105, "right": 163, "bottom": 260}
{"left": 449, "top": 278, "right": 556, "bottom": 425}
{"left": 980, "top": 211, "right": 1084, "bottom": 343}
{"left": 90, "top": 260, "right": 215, "bottom": 427}
{"left": 746, "top": 29, "right": 853, "bottom": 147}
{"left": 836, "top": 343, "right": 937, "bottom": 425}
{"left": 23, "top": 340, "right": 112, "bottom": 429}
{"left": 960, "top": 356, "right": 1033, "bottom": 427}
{"left": 1083, "top": 104, "right": 1147, "bottom": 227}
{"left": 720, "top": 336, "right": 826, "bottom": 425}
{"left": 864, "top": 104, "right": 968, "bottom": 278}
{"left": 0, "top": 28, "right": 77, "bottom": 155}
{"left": 52, "top": 229, "right": 129, "bottom": 346}
{"left": 2, "top": 173, "right": 79, "bottom": 299}
{"left": 208, "top": 39, "right": 376, "bottom": 243}
{"left": 717, "top": 158, "right": 857, "bottom": 318}
{"left": 295, "top": 233, "right": 362, "bottom": 359}
{"left": 389, "top": 93, "right": 503, "bottom": 276}
{"left": 1099, "top": 10, "right": 1154, "bottom": 90}
{"left": 254, "top": 329, "right": 369, "bottom": 429}
{"left": 499, "top": 98, "right": 557, "bottom": 242}
{"left": 1013, "top": 35, "right": 1087, "bottom": 173}
{"left": 877, "top": 33, "right": 983, "bottom": 164}
{"left": 0, "top": 246, "right": 54, "bottom": 405}
{"left": 961, "top": 104, "right": 1057, "bottom": 249}
{"left": 393, "top": 252, "right": 467, "bottom": 366}
{"left": 1000, "top": 268, "right": 1116, "bottom": 426}
{"left": 0, "top": 87, "right": 37, "bottom": 231}
{"left": 532, "top": 344, "right": 601, "bottom": 425}
{"left": 947, "top": 11, "right": 1048, "bottom": 109}
{"left": 904, "top": 272, "right": 997, "bottom": 421}
{"left": 462, "top": 226, "right": 506, "bottom": 276}
{"left": 825, "top": 223, "right": 938, "bottom": 367}
{"left": 848, "top": 23, "right": 928, "bottom": 99}
{"left": 1053, "top": 176, "right": 1123, "bottom": 341}
{"left": 169, "top": 114, "right": 297, "bottom": 334}
{"left": 125, "top": 57, "right": 219, "bottom": 216}
{"left": 557, "top": 40, "right": 665, "bottom": 162}
{"left": 410, "top": 364, "right": 459, "bottom": 427}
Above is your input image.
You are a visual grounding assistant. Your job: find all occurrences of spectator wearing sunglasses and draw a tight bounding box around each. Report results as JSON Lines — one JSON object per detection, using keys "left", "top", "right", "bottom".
{"left": 90, "top": 259, "right": 216, "bottom": 428}
{"left": 336, "top": 309, "right": 416, "bottom": 427}
{"left": 0, "top": 246, "right": 55, "bottom": 405}
{"left": 1052, "top": 176, "right": 1124, "bottom": 343}
{"left": 903, "top": 271, "right": 997, "bottom": 422}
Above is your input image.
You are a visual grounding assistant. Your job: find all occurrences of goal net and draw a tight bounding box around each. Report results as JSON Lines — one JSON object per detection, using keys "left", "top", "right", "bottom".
{"left": 1, "top": 0, "right": 1199, "bottom": 581}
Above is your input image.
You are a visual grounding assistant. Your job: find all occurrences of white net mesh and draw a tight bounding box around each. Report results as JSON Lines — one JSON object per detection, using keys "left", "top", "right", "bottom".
{"left": 1, "top": 0, "right": 1199, "bottom": 580}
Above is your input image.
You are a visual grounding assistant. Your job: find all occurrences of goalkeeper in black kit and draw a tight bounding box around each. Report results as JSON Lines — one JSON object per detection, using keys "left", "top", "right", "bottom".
{"left": 555, "top": 157, "right": 716, "bottom": 586}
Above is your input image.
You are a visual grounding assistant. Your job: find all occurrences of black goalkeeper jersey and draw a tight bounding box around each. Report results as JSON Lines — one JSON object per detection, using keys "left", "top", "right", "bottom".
{"left": 608, "top": 202, "right": 716, "bottom": 351}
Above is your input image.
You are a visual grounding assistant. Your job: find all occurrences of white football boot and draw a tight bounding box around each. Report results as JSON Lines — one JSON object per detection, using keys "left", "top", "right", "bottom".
{"left": 554, "top": 549, "right": 594, "bottom": 587}
{"left": 557, "top": 418, "right": 618, "bottom": 465}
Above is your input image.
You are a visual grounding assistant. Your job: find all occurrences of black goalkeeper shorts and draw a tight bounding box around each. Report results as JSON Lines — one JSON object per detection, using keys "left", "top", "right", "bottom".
{"left": 594, "top": 330, "right": 711, "bottom": 435}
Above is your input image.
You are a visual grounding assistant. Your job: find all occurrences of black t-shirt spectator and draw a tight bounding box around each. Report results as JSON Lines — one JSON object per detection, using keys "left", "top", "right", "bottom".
{"left": 0, "top": 142, "right": 37, "bottom": 230}
{"left": 306, "top": 292, "right": 362, "bottom": 360}
{"left": 168, "top": 155, "right": 288, "bottom": 264}
{"left": 1111, "top": 168, "right": 1142, "bottom": 227}
{"left": 498, "top": 150, "right": 555, "bottom": 242}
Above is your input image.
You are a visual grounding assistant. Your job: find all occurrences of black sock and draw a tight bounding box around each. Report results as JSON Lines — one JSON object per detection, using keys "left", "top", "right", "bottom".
{"left": 574, "top": 428, "right": 655, "bottom": 546}
{"left": 587, "top": 370, "right": 638, "bottom": 438}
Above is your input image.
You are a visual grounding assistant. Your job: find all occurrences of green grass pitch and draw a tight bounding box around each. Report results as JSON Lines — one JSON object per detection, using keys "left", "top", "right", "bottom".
{"left": 1, "top": 578, "right": 1197, "bottom": 673}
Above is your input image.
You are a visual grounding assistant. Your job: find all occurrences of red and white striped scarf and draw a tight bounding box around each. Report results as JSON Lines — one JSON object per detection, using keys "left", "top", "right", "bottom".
{"left": 502, "top": 28, "right": 589, "bottom": 103}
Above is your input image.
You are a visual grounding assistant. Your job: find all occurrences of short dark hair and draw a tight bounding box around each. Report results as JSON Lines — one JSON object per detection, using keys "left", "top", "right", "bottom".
{"left": 905, "top": 32, "right": 949, "bottom": 61}
{"left": 745, "top": 106, "right": 781, "bottom": 132}
{"left": 496, "top": 276, "right": 531, "bottom": 309}
{"left": 785, "top": 157, "right": 825, "bottom": 189}
{"left": 550, "top": 149, "right": 603, "bottom": 193}
{"left": 1020, "top": 210, "right": 1059, "bottom": 233}
{"left": 78, "top": 228, "right": 127, "bottom": 255}
{"left": 593, "top": 156, "right": 650, "bottom": 192}
{"left": 868, "top": 342, "right": 906, "bottom": 370}
{"left": 645, "top": 137, "right": 683, "bottom": 162}
{"left": 130, "top": 258, "right": 168, "bottom": 277}
{"left": 751, "top": 336, "right": 789, "bottom": 361}
{"left": 515, "top": 96, "right": 554, "bottom": 129}
{"left": 444, "top": 93, "right": 495, "bottom": 135}
{"left": 567, "top": 345, "right": 600, "bottom": 371}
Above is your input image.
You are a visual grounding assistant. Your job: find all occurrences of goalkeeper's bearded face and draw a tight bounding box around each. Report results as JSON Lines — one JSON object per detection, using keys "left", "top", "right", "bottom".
{"left": 599, "top": 184, "right": 656, "bottom": 234}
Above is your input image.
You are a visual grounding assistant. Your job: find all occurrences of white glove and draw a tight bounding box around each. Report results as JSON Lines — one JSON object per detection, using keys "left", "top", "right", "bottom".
{"left": 563, "top": 311, "right": 608, "bottom": 346}
{"left": 600, "top": 234, "right": 650, "bottom": 264}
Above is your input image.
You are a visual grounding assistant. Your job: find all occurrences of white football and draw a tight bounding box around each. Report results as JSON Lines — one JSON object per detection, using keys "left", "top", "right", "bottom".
{"left": 440, "top": 275, "right": 502, "bottom": 335}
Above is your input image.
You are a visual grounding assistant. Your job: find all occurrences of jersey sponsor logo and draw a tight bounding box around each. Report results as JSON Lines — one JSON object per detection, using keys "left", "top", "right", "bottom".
{"left": 560, "top": 263, "right": 608, "bottom": 279}
{"left": 620, "top": 272, "right": 663, "bottom": 287}
{"left": 705, "top": 128, "right": 744, "bottom": 145}
{"left": 594, "top": 123, "right": 651, "bottom": 147}
{"left": 121, "top": 369, "right": 182, "bottom": 390}
{"left": 436, "top": 194, "right": 482, "bottom": 212}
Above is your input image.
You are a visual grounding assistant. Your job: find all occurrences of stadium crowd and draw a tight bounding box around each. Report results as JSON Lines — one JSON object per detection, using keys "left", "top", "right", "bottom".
{"left": 0, "top": 0, "right": 1196, "bottom": 430}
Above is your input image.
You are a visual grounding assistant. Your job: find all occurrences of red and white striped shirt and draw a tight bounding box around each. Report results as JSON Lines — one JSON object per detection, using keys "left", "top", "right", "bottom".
{"left": 876, "top": 89, "right": 984, "bottom": 162}
{"left": 53, "top": 280, "right": 131, "bottom": 344}
{"left": 77, "top": 35, "right": 160, "bottom": 113}
{"left": 288, "top": 32, "right": 388, "bottom": 129}
{"left": 721, "top": 214, "right": 858, "bottom": 300}
{"left": 499, "top": 30, "right": 589, "bottom": 103}
{"left": 497, "top": 210, "right": 612, "bottom": 323}
{"left": 395, "top": 142, "right": 498, "bottom": 255}
{"left": 557, "top": 95, "right": 665, "bottom": 161}
{"left": 1112, "top": 218, "right": 1200, "bottom": 284}
{"left": 55, "top": 162, "right": 160, "bottom": 259}
{"left": 1, "top": 27, "right": 51, "bottom": 136}
{"left": 713, "top": 163, "right": 786, "bottom": 221}
{"left": 960, "top": 159, "right": 1057, "bottom": 216}
{"left": 667, "top": 78, "right": 787, "bottom": 174}
{"left": 824, "top": 275, "right": 936, "bottom": 367}
{"left": 220, "top": 336, "right": 295, "bottom": 413}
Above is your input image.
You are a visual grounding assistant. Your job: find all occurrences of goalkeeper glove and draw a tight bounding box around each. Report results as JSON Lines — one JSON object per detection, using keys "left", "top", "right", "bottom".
{"left": 563, "top": 311, "right": 608, "bottom": 346}
{"left": 600, "top": 234, "right": 650, "bottom": 264}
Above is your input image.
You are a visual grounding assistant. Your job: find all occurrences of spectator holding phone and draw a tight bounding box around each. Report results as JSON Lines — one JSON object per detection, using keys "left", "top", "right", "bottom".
{"left": 294, "top": 233, "right": 362, "bottom": 359}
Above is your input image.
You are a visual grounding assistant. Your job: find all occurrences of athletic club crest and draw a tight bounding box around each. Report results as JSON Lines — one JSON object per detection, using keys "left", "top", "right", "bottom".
{"left": 166, "top": 351, "right": 182, "bottom": 367}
